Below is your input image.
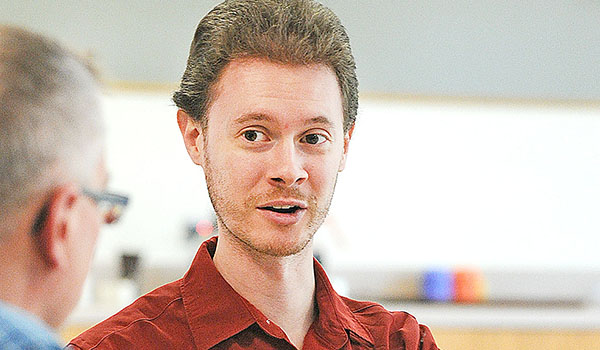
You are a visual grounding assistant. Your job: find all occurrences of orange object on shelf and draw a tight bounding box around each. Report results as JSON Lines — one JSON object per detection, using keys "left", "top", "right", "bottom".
{"left": 453, "top": 268, "right": 486, "bottom": 303}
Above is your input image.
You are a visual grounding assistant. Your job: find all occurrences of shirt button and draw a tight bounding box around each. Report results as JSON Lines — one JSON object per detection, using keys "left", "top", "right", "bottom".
{"left": 266, "top": 319, "right": 271, "bottom": 325}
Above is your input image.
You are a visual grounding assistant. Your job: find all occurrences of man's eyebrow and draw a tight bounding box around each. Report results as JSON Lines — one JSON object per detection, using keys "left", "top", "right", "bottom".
{"left": 232, "top": 113, "right": 272, "bottom": 126}
{"left": 232, "top": 114, "right": 335, "bottom": 128}
{"left": 305, "top": 116, "right": 334, "bottom": 128}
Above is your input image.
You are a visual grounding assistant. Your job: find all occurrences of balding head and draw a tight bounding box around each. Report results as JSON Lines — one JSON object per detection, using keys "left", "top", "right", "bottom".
{"left": 0, "top": 26, "right": 104, "bottom": 239}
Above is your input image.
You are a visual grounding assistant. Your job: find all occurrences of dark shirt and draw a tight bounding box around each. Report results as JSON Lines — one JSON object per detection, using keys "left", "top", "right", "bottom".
{"left": 69, "top": 237, "right": 438, "bottom": 349}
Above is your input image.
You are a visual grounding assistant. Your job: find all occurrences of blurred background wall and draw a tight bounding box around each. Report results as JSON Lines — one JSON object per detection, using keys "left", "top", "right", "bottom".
{"left": 2, "top": 1, "right": 599, "bottom": 349}
{"left": 1, "top": 0, "right": 598, "bottom": 100}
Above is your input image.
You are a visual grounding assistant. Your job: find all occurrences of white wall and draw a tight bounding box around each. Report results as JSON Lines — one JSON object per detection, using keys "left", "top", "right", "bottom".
{"left": 97, "top": 92, "right": 600, "bottom": 271}
{"left": 331, "top": 100, "right": 600, "bottom": 270}
{"left": 95, "top": 92, "right": 212, "bottom": 268}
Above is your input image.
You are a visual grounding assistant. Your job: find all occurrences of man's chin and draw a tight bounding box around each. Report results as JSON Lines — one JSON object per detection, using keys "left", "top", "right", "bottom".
{"left": 243, "top": 235, "right": 314, "bottom": 258}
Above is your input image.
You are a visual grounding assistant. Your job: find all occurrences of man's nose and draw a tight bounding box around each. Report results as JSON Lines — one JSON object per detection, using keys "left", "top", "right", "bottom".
{"left": 267, "top": 140, "right": 308, "bottom": 188}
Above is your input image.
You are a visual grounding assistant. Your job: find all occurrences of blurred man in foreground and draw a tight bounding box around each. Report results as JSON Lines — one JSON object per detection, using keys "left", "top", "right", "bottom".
{"left": 0, "top": 26, "right": 127, "bottom": 349}
{"left": 69, "top": 1, "right": 439, "bottom": 349}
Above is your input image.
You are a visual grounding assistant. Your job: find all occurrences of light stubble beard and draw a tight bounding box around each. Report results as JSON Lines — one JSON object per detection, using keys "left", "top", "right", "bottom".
{"left": 203, "top": 158, "right": 337, "bottom": 258}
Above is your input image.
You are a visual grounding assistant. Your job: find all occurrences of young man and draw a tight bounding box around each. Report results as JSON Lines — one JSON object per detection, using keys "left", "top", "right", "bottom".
{"left": 0, "top": 26, "right": 128, "bottom": 349}
{"left": 69, "top": 1, "right": 439, "bottom": 349}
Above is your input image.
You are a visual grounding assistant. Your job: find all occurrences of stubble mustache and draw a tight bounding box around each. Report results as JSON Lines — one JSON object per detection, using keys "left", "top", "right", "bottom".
{"left": 245, "top": 188, "right": 316, "bottom": 209}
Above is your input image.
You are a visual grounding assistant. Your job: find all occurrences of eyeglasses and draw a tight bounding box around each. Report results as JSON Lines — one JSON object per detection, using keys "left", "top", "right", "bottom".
{"left": 81, "top": 188, "right": 129, "bottom": 224}
{"left": 30, "top": 188, "right": 129, "bottom": 236}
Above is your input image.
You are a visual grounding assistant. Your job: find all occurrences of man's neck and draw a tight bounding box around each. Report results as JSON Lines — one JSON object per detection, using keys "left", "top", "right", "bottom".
{"left": 213, "top": 233, "right": 317, "bottom": 349}
{"left": 0, "top": 231, "right": 48, "bottom": 327}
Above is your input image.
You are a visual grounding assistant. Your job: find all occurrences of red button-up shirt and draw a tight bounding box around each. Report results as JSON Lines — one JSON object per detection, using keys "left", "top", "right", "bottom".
{"left": 68, "top": 237, "right": 438, "bottom": 349}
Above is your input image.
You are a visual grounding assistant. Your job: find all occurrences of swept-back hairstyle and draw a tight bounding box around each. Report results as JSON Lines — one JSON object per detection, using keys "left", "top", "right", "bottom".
{"left": 0, "top": 26, "right": 104, "bottom": 237}
{"left": 173, "top": 0, "right": 358, "bottom": 133}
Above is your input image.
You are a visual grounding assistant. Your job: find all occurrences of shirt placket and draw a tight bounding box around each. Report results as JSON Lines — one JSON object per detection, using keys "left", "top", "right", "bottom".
{"left": 255, "top": 317, "right": 297, "bottom": 349}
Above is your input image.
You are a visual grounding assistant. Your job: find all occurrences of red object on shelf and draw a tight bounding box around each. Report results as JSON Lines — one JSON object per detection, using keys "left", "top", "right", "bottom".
{"left": 453, "top": 268, "right": 486, "bottom": 303}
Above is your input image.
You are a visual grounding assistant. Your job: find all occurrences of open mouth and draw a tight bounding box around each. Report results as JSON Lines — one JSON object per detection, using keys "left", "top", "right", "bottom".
{"left": 259, "top": 205, "right": 302, "bottom": 214}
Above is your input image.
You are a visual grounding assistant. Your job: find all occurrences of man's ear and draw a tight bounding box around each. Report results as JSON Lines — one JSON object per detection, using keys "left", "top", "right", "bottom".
{"left": 177, "top": 109, "right": 206, "bottom": 168}
{"left": 338, "top": 124, "right": 354, "bottom": 172}
{"left": 36, "top": 184, "right": 79, "bottom": 269}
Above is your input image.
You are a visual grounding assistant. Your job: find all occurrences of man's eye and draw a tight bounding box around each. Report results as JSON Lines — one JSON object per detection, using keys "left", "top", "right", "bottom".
{"left": 242, "top": 130, "right": 266, "bottom": 142}
{"left": 302, "top": 134, "right": 327, "bottom": 145}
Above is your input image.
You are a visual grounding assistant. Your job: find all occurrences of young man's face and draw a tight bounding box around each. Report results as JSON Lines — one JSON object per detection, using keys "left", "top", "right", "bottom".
{"left": 191, "top": 58, "right": 351, "bottom": 257}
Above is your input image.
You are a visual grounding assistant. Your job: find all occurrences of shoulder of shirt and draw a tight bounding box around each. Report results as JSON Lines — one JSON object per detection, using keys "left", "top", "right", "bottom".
{"left": 339, "top": 296, "right": 439, "bottom": 350}
{"left": 0, "top": 302, "right": 62, "bottom": 350}
{"left": 68, "top": 279, "right": 184, "bottom": 350}
{"left": 339, "top": 295, "right": 417, "bottom": 328}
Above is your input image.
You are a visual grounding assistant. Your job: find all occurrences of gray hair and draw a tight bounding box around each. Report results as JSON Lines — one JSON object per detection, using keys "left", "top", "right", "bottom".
{"left": 173, "top": 0, "right": 358, "bottom": 133}
{"left": 0, "top": 26, "right": 104, "bottom": 237}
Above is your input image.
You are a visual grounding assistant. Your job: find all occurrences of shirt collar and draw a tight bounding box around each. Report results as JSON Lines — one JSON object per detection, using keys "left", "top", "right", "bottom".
{"left": 181, "top": 236, "right": 257, "bottom": 349}
{"left": 0, "top": 300, "right": 61, "bottom": 348}
{"left": 311, "top": 260, "right": 374, "bottom": 348}
{"left": 181, "top": 236, "right": 374, "bottom": 349}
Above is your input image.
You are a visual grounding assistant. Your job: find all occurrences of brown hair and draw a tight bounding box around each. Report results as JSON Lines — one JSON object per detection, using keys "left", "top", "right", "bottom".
{"left": 172, "top": 0, "right": 358, "bottom": 133}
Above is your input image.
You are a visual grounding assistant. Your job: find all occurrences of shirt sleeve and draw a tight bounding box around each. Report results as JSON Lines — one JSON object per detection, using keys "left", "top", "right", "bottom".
{"left": 388, "top": 311, "right": 440, "bottom": 350}
{"left": 419, "top": 324, "right": 440, "bottom": 350}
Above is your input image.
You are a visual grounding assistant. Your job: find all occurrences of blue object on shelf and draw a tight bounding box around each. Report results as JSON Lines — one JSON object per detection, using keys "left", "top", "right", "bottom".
{"left": 423, "top": 269, "right": 455, "bottom": 302}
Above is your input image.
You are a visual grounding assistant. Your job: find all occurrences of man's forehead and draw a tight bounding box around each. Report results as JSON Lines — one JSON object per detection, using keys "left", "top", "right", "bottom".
{"left": 207, "top": 59, "right": 343, "bottom": 124}
{"left": 214, "top": 57, "right": 339, "bottom": 92}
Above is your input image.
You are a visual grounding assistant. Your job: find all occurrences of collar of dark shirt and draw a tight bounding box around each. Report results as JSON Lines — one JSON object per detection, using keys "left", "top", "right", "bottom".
{"left": 180, "top": 236, "right": 374, "bottom": 349}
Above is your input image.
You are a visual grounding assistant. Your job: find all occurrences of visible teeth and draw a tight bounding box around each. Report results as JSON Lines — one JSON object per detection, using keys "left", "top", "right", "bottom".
{"left": 271, "top": 205, "right": 294, "bottom": 209}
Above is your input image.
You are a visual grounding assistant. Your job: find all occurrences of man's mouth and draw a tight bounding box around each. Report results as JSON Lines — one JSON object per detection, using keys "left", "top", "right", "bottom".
{"left": 258, "top": 205, "right": 302, "bottom": 214}
{"left": 256, "top": 200, "right": 308, "bottom": 225}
